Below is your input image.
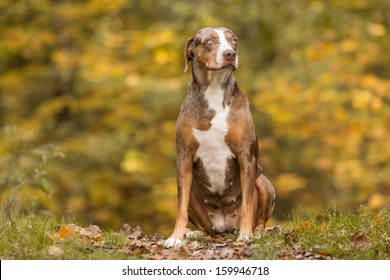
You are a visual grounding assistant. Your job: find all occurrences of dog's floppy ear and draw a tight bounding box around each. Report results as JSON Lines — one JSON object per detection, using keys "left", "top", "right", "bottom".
{"left": 184, "top": 37, "right": 195, "bottom": 74}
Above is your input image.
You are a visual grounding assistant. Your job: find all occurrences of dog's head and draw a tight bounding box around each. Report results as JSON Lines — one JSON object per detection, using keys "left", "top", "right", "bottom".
{"left": 184, "top": 27, "right": 238, "bottom": 74}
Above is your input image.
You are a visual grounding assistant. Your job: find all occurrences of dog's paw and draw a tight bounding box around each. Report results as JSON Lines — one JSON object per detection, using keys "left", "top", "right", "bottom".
{"left": 165, "top": 237, "right": 182, "bottom": 248}
{"left": 253, "top": 230, "right": 263, "bottom": 239}
{"left": 186, "top": 230, "right": 206, "bottom": 239}
{"left": 236, "top": 233, "right": 251, "bottom": 242}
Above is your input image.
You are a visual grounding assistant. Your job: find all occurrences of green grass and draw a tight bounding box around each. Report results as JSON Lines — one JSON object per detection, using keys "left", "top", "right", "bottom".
{"left": 0, "top": 214, "right": 131, "bottom": 259}
{"left": 1, "top": 208, "right": 389, "bottom": 259}
{"left": 251, "top": 208, "right": 390, "bottom": 259}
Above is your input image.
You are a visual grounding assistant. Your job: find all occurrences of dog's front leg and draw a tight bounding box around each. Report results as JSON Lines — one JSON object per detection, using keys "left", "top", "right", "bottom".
{"left": 165, "top": 154, "right": 193, "bottom": 248}
{"left": 237, "top": 155, "right": 256, "bottom": 241}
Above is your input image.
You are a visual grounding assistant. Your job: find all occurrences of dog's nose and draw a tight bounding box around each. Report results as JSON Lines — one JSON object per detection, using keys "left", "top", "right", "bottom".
{"left": 223, "top": 50, "right": 236, "bottom": 60}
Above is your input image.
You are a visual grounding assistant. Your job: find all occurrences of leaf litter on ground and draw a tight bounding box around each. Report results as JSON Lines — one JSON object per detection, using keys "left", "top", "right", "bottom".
{"left": 47, "top": 222, "right": 333, "bottom": 260}
{"left": 44, "top": 208, "right": 390, "bottom": 260}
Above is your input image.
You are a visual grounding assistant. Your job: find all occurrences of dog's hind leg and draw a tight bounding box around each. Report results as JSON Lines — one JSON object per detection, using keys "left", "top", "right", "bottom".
{"left": 253, "top": 173, "right": 275, "bottom": 234}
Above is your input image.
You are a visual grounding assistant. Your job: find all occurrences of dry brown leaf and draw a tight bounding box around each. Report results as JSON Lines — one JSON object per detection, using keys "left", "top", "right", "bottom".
{"left": 150, "top": 244, "right": 165, "bottom": 253}
{"left": 122, "top": 223, "right": 132, "bottom": 234}
{"left": 59, "top": 224, "right": 76, "bottom": 239}
{"left": 277, "top": 250, "right": 296, "bottom": 260}
{"left": 350, "top": 232, "right": 369, "bottom": 246}
{"left": 232, "top": 241, "right": 247, "bottom": 247}
{"left": 213, "top": 243, "right": 228, "bottom": 248}
{"left": 82, "top": 236, "right": 91, "bottom": 247}
{"left": 242, "top": 247, "right": 253, "bottom": 257}
{"left": 191, "top": 250, "right": 204, "bottom": 259}
{"left": 220, "top": 247, "right": 234, "bottom": 259}
{"left": 87, "top": 224, "right": 102, "bottom": 236}
{"left": 186, "top": 241, "right": 200, "bottom": 250}
{"left": 133, "top": 248, "right": 145, "bottom": 256}
{"left": 265, "top": 225, "right": 281, "bottom": 233}
{"left": 298, "top": 221, "right": 312, "bottom": 232}
{"left": 128, "top": 225, "right": 144, "bottom": 239}
{"left": 148, "top": 254, "right": 163, "bottom": 260}
{"left": 75, "top": 226, "right": 88, "bottom": 236}
{"left": 168, "top": 247, "right": 188, "bottom": 260}
{"left": 116, "top": 225, "right": 284, "bottom": 260}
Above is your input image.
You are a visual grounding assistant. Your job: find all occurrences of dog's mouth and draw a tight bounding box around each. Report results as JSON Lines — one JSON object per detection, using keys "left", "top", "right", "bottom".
{"left": 223, "top": 63, "right": 237, "bottom": 70}
{"left": 210, "top": 64, "right": 237, "bottom": 71}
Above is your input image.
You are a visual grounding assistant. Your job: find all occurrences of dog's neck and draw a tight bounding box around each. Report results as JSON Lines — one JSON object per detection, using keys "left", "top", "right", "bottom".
{"left": 191, "top": 64, "right": 236, "bottom": 98}
{"left": 206, "top": 70, "right": 232, "bottom": 89}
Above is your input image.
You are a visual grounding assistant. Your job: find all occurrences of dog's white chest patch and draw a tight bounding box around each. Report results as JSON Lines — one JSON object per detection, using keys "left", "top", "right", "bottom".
{"left": 193, "top": 82, "right": 234, "bottom": 195}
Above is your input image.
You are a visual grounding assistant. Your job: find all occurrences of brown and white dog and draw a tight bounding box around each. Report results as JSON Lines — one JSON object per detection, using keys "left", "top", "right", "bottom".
{"left": 165, "top": 27, "right": 275, "bottom": 248}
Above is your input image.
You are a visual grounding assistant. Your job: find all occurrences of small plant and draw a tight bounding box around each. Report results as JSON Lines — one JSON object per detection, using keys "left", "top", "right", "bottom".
{"left": 0, "top": 125, "right": 65, "bottom": 219}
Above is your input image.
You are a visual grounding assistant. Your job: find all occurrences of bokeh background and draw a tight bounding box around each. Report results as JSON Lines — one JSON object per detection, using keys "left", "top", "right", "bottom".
{"left": 1, "top": 0, "right": 389, "bottom": 235}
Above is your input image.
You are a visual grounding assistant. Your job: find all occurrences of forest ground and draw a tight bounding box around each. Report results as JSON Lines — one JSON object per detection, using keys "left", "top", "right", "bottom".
{"left": 1, "top": 208, "right": 389, "bottom": 260}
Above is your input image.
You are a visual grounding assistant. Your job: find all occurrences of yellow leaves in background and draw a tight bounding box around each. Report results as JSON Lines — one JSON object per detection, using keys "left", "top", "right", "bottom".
{"left": 367, "top": 194, "right": 390, "bottom": 210}
{"left": 87, "top": 0, "right": 128, "bottom": 14}
{"left": 367, "top": 23, "right": 386, "bottom": 37}
{"left": 80, "top": 53, "right": 127, "bottom": 82}
{"left": 351, "top": 89, "right": 383, "bottom": 111}
{"left": 51, "top": 50, "right": 74, "bottom": 70}
{"left": 340, "top": 39, "right": 359, "bottom": 53}
{"left": 121, "top": 150, "right": 147, "bottom": 173}
{"left": 0, "top": 185, "right": 59, "bottom": 215}
{"left": 253, "top": 79, "right": 303, "bottom": 127}
{"left": 361, "top": 74, "right": 390, "bottom": 96}
{"left": 152, "top": 177, "right": 177, "bottom": 220}
{"left": 305, "top": 41, "right": 337, "bottom": 61}
{"left": 154, "top": 49, "right": 178, "bottom": 66}
{"left": 253, "top": 9, "right": 390, "bottom": 211}
{"left": 151, "top": 30, "right": 176, "bottom": 46}
{"left": 152, "top": 32, "right": 180, "bottom": 68}
{"left": 334, "top": 160, "right": 364, "bottom": 189}
{"left": 275, "top": 173, "right": 307, "bottom": 199}
{"left": 125, "top": 74, "right": 141, "bottom": 88}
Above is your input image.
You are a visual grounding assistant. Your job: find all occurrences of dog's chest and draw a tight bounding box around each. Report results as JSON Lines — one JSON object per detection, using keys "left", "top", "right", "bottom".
{"left": 192, "top": 85, "right": 234, "bottom": 195}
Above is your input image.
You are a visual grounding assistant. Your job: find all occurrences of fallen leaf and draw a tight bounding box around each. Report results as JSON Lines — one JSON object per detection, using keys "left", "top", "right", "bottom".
{"left": 150, "top": 244, "right": 165, "bottom": 253}
{"left": 87, "top": 224, "right": 102, "bottom": 236}
{"left": 242, "top": 247, "right": 253, "bottom": 257}
{"left": 220, "top": 247, "right": 234, "bottom": 259}
{"left": 122, "top": 223, "right": 132, "bottom": 234}
{"left": 350, "top": 232, "right": 369, "bottom": 247}
{"left": 298, "top": 221, "right": 312, "bottom": 232}
{"left": 284, "top": 229, "right": 296, "bottom": 247}
{"left": 168, "top": 247, "right": 188, "bottom": 260}
{"left": 213, "top": 243, "right": 228, "bottom": 248}
{"left": 128, "top": 225, "right": 144, "bottom": 240}
{"left": 75, "top": 226, "right": 88, "bottom": 236}
{"left": 265, "top": 225, "right": 281, "bottom": 233}
{"left": 133, "top": 248, "right": 145, "bottom": 256}
{"left": 277, "top": 250, "right": 296, "bottom": 260}
{"left": 186, "top": 241, "right": 200, "bottom": 250}
{"left": 59, "top": 224, "right": 75, "bottom": 239}
{"left": 82, "top": 236, "right": 91, "bottom": 247}
{"left": 148, "top": 254, "right": 163, "bottom": 260}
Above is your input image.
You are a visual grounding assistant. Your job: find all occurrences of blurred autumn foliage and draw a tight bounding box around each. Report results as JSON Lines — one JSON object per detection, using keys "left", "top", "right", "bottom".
{"left": 0, "top": 0, "right": 389, "bottom": 235}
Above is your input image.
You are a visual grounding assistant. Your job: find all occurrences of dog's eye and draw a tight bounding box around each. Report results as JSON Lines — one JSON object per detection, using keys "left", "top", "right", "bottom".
{"left": 206, "top": 39, "right": 214, "bottom": 44}
{"left": 231, "top": 39, "right": 237, "bottom": 45}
